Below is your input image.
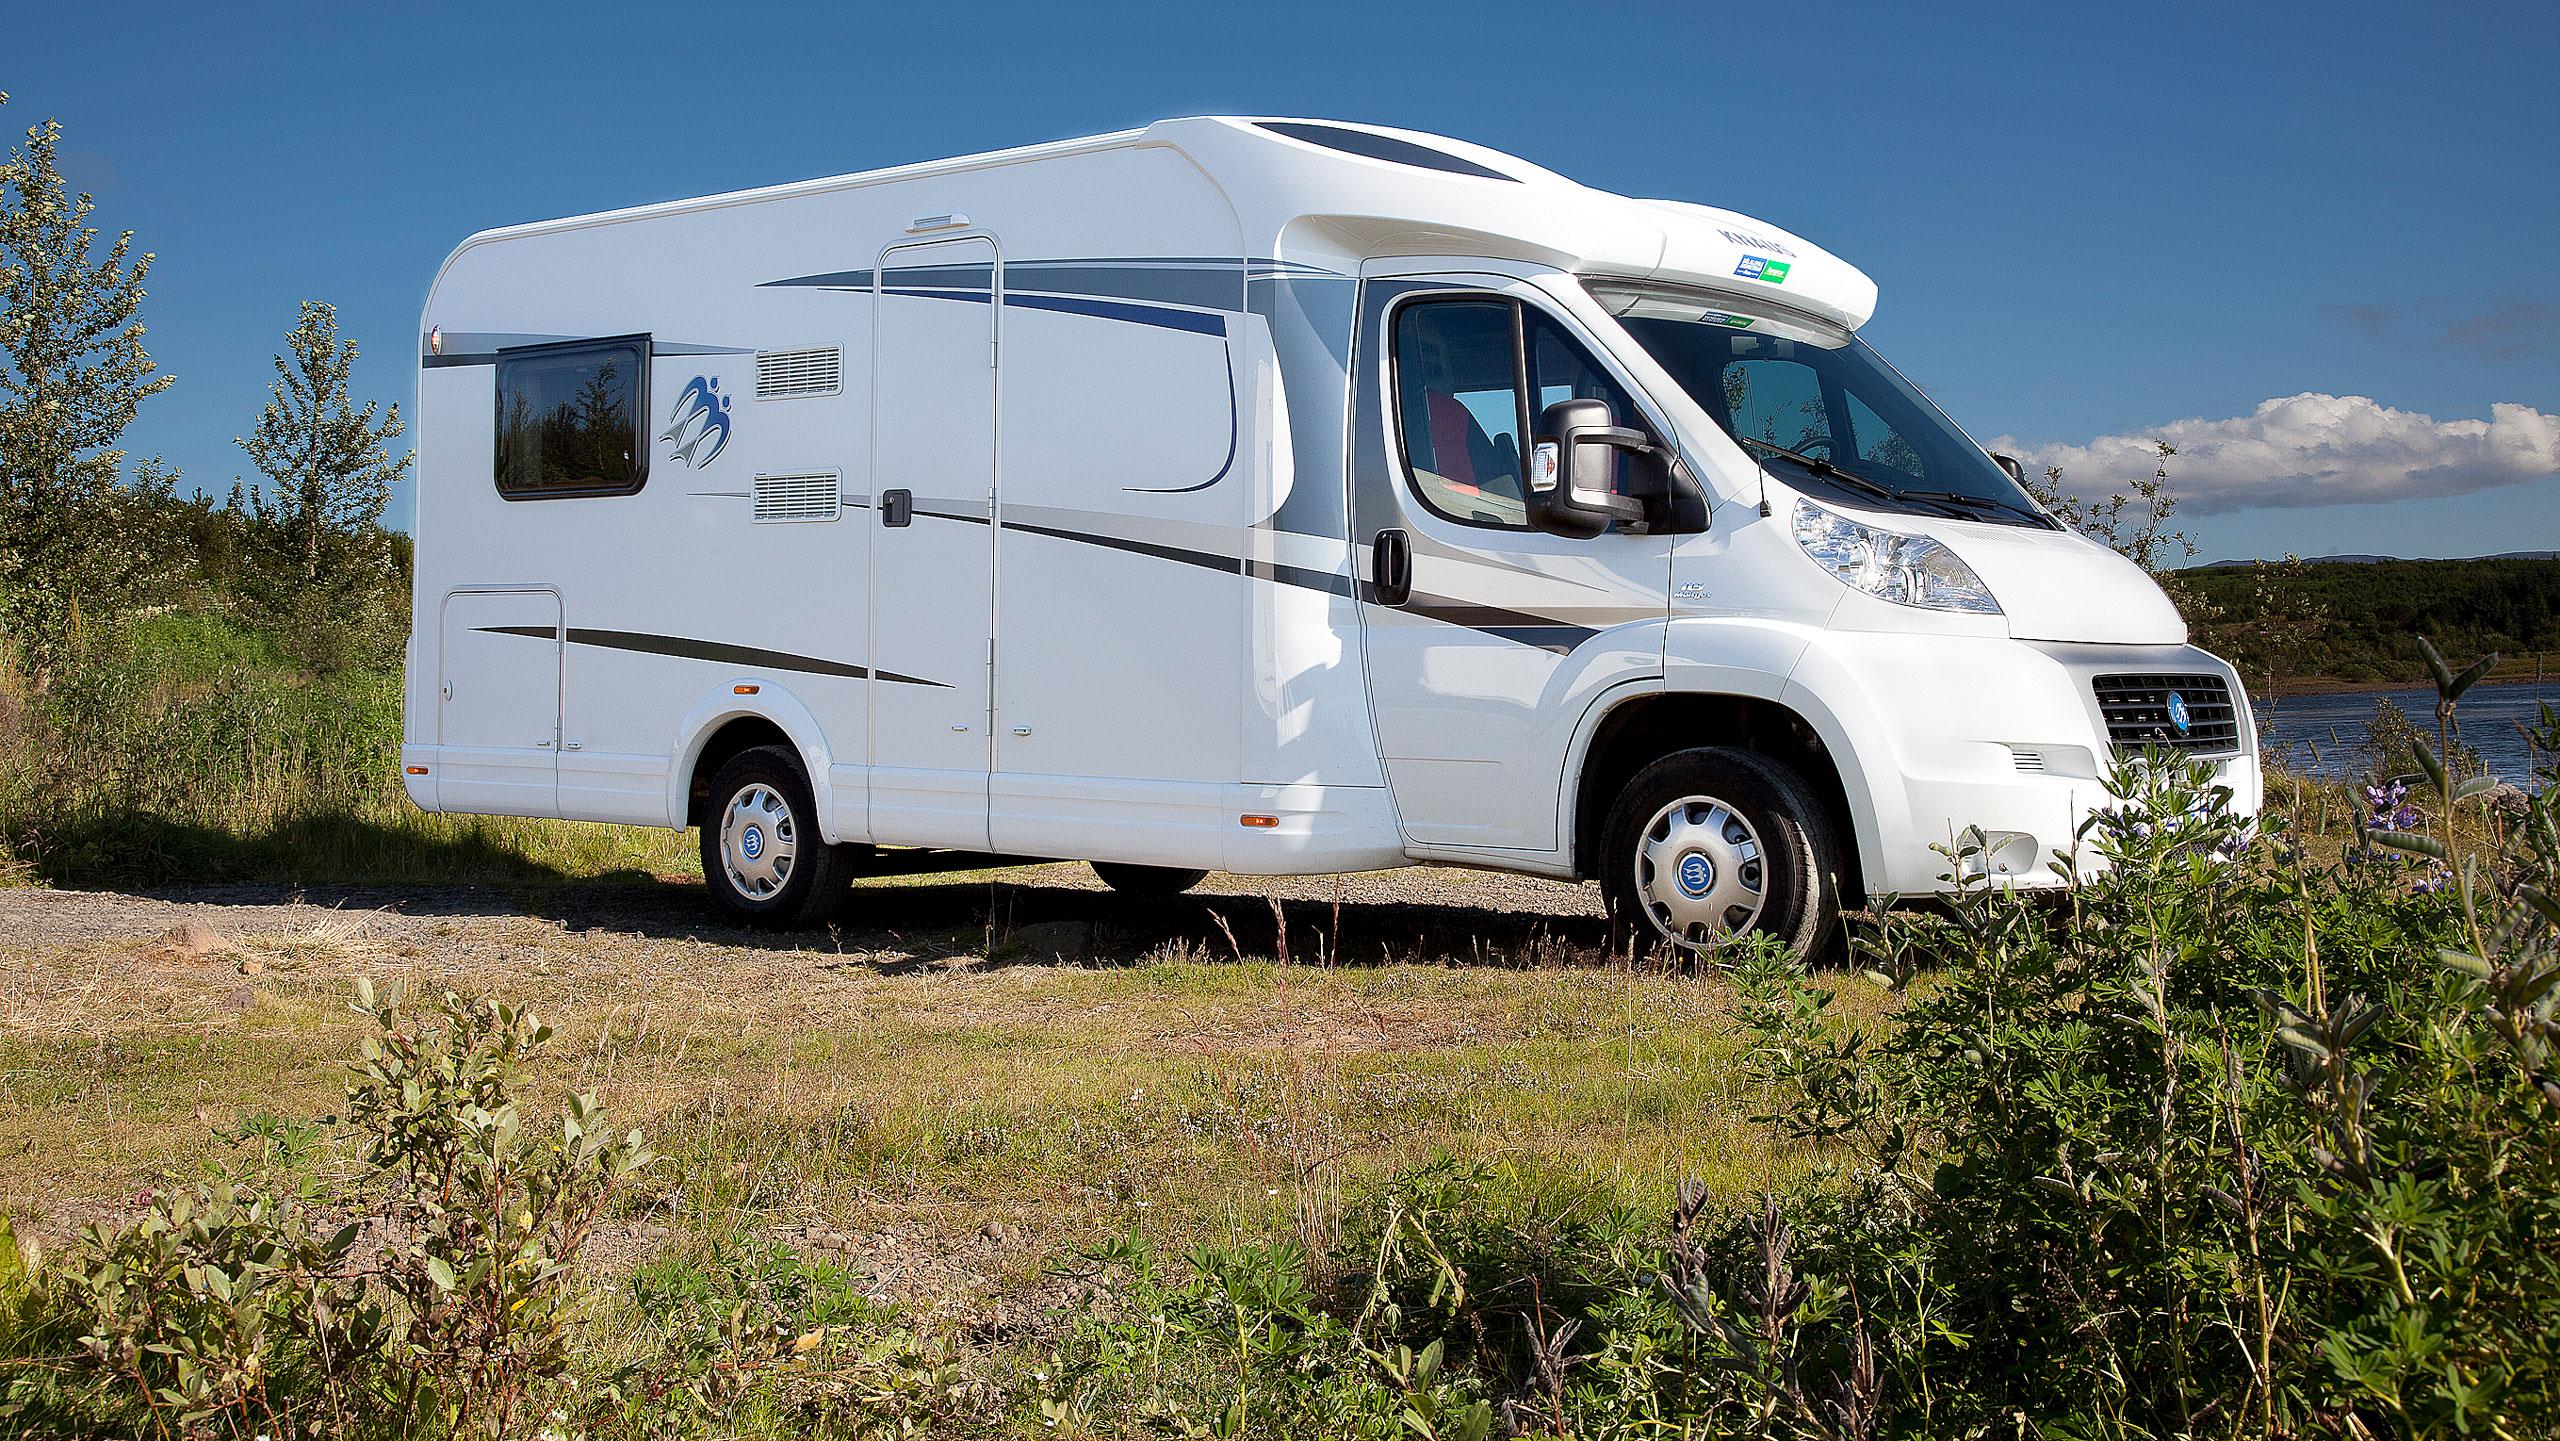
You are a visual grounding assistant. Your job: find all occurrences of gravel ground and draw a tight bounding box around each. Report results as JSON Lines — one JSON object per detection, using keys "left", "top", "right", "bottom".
{"left": 0, "top": 859, "right": 1608, "bottom": 966}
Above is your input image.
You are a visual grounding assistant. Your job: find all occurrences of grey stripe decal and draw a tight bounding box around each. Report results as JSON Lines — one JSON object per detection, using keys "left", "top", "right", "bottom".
{"left": 902, "top": 508, "right": 1602, "bottom": 650}
{"left": 475, "top": 625, "right": 944, "bottom": 687}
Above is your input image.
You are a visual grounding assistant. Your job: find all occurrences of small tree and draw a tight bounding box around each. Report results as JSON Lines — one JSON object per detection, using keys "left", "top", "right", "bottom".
{"left": 0, "top": 96, "right": 180, "bottom": 684}
{"left": 2025, "top": 439, "right": 2196, "bottom": 578}
{"left": 234, "top": 299, "right": 409, "bottom": 670}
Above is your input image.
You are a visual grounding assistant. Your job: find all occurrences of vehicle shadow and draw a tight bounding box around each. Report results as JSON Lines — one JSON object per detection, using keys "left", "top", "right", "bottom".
{"left": 532, "top": 869, "right": 1619, "bottom": 971}
{"left": 143, "top": 866, "right": 1620, "bottom": 972}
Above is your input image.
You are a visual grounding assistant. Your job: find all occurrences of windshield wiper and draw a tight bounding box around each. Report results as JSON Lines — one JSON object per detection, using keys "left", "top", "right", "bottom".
{"left": 1898, "top": 489, "right": 2057, "bottom": 527}
{"left": 1730, "top": 436, "right": 1895, "bottom": 502}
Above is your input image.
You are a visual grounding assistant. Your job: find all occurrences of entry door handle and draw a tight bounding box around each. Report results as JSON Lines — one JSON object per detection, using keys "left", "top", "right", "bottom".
{"left": 1371, "top": 528, "right": 1412, "bottom": 607}
{"left": 881, "top": 489, "right": 913, "bottom": 527}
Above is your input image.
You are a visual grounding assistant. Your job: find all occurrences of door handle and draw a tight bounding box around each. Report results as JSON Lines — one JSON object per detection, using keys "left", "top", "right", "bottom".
{"left": 881, "top": 489, "right": 913, "bottom": 527}
{"left": 1371, "top": 528, "right": 1412, "bottom": 607}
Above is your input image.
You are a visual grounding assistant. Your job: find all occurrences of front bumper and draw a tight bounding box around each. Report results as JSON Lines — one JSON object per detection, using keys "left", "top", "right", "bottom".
{"left": 1775, "top": 632, "right": 2260, "bottom": 896}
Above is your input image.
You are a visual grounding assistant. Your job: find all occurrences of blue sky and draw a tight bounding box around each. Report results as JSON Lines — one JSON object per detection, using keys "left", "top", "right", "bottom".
{"left": 12, "top": 0, "right": 2557, "bottom": 562}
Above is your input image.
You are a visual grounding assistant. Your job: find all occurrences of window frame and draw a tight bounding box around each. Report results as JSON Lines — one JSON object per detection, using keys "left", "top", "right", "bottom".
{"left": 493, "top": 333, "right": 654, "bottom": 501}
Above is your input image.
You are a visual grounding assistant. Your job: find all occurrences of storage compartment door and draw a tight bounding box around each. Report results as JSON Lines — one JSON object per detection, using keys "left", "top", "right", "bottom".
{"left": 435, "top": 589, "right": 562, "bottom": 818}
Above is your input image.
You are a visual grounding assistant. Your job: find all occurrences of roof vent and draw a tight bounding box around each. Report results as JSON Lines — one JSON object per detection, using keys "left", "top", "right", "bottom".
{"left": 753, "top": 471, "right": 840, "bottom": 523}
{"left": 755, "top": 346, "right": 840, "bottom": 399}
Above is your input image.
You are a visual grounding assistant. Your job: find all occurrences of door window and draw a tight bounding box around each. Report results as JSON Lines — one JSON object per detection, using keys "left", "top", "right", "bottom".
{"left": 1392, "top": 298, "right": 1652, "bottom": 530}
{"left": 1392, "top": 300, "right": 1528, "bottom": 527}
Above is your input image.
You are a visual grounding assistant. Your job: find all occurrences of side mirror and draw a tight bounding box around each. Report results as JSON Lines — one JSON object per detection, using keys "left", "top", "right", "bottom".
{"left": 1528, "top": 398, "right": 1649, "bottom": 539}
{"left": 1992, "top": 452, "right": 2025, "bottom": 484}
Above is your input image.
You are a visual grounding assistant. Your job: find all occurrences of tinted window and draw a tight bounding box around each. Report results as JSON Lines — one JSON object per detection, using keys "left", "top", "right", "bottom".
{"left": 495, "top": 337, "right": 649, "bottom": 498}
{"left": 1257, "top": 122, "right": 1516, "bottom": 182}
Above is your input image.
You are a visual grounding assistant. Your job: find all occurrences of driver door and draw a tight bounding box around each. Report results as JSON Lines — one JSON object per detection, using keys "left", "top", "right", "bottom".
{"left": 1351, "top": 272, "right": 1672, "bottom": 852}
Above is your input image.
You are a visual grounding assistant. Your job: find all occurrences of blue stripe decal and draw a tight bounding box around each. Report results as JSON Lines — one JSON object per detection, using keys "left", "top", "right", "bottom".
{"left": 1006, "top": 291, "right": 1226, "bottom": 337}
{"left": 877, "top": 285, "right": 1227, "bottom": 339}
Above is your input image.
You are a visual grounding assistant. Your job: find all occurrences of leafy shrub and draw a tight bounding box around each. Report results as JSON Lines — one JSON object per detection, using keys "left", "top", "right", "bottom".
{"left": 1720, "top": 668, "right": 2560, "bottom": 1434}
{"left": 0, "top": 982, "right": 653, "bottom": 1440}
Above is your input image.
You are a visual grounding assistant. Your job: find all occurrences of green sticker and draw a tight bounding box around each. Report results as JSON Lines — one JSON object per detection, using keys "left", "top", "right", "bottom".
{"left": 1760, "top": 260, "right": 1791, "bottom": 285}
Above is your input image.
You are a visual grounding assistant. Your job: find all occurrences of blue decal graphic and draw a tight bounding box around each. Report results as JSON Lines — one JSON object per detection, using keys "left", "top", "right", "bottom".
{"left": 661, "top": 375, "right": 733, "bottom": 467}
{"left": 1677, "top": 852, "right": 1714, "bottom": 899}
{"left": 2166, "top": 691, "right": 2192, "bottom": 735}
{"left": 1733, "top": 255, "right": 1767, "bottom": 280}
{"left": 740, "top": 824, "right": 763, "bottom": 861}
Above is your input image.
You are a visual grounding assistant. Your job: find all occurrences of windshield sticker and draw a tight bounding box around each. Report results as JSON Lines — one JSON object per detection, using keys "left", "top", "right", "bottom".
{"left": 1702, "top": 311, "right": 1756, "bottom": 328}
{"left": 1733, "top": 255, "right": 1791, "bottom": 285}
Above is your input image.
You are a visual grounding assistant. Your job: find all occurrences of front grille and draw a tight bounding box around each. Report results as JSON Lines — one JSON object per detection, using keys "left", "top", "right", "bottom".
{"left": 2092, "top": 673, "right": 2241, "bottom": 755}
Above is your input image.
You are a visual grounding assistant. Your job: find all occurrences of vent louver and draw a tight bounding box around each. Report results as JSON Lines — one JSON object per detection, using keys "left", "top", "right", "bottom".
{"left": 755, "top": 347, "right": 840, "bottom": 399}
{"left": 753, "top": 471, "right": 840, "bottom": 523}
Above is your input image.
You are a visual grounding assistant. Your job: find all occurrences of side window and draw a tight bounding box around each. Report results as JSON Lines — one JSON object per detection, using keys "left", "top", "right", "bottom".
{"left": 495, "top": 336, "right": 650, "bottom": 499}
{"left": 1393, "top": 300, "right": 1529, "bottom": 528}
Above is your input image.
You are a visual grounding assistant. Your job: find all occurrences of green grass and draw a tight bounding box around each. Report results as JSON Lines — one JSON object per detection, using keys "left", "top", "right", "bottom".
{"left": 0, "top": 608, "right": 697, "bottom": 886}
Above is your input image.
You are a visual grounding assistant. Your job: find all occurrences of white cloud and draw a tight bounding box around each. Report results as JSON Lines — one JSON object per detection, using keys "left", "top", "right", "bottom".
{"left": 1995, "top": 393, "right": 2560, "bottom": 514}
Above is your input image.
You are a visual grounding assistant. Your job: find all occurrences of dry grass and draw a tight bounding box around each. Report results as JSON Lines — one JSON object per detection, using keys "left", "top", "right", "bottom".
{"left": 0, "top": 865, "right": 1886, "bottom": 1329}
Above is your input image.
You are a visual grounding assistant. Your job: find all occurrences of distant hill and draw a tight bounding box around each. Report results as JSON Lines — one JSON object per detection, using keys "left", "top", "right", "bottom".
{"left": 2192, "top": 550, "right": 2559, "bottom": 570}
{"left": 2178, "top": 554, "right": 2560, "bottom": 693}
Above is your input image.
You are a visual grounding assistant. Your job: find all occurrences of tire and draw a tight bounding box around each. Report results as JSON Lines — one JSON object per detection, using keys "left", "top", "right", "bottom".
{"left": 1598, "top": 747, "right": 1841, "bottom": 959}
{"left": 1090, "top": 861, "right": 1209, "bottom": 898}
{"left": 699, "top": 745, "right": 854, "bottom": 928}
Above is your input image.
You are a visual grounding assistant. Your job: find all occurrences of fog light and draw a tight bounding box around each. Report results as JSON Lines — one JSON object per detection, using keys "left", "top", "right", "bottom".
{"left": 1958, "top": 828, "right": 2041, "bottom": 880}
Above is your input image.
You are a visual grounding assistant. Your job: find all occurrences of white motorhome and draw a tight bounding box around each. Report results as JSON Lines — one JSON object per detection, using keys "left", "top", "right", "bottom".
{"left": 405, "top": 116, "right": 2260, "bottom": 950}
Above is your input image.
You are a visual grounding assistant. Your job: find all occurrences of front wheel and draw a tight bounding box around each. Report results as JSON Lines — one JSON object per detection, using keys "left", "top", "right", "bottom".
{"left": 700, "top": 745, "right": 855, "bottom": 928}
{"left": 1599, "top": 747, "right": 1840, "bottom": 958}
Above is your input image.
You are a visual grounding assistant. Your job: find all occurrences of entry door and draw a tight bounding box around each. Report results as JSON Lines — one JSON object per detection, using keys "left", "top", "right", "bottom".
{"left": 1353, "top": 275, "right": 1671, "bottom": 851}
{"left": 869, "top": 235, "right": 999, "bottom": 849}
{"left": 437, "top": 589, "right": 561, "bottom": 818}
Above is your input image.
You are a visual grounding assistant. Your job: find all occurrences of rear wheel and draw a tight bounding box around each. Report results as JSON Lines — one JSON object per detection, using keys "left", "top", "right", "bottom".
{"left": 700, "top": 745, "right": 854, "bottom": 928}
{"left": 1090, "top": 862, "right": 1209, "bottom": 898}
{"left": 1599, "top": 747, "right": 1840, "bottom": 959}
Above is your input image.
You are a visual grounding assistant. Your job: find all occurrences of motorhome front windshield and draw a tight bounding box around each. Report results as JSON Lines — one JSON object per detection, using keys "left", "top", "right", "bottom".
{"left": 1590, "top": 285, "right": 2053, "bottom": 528}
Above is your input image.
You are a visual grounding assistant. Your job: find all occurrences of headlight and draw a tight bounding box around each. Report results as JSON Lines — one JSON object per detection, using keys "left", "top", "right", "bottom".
{"left": 1791, "top": 498, "right": 2001, "bottom": 615}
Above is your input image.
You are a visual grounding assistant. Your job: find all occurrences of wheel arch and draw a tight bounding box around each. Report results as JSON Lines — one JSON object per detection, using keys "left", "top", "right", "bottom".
{"left": 665, "top": 683, "right": 842, "bottom": 839}
{"left": 1568, "top": 690, "right": 1871, "bottom": 904}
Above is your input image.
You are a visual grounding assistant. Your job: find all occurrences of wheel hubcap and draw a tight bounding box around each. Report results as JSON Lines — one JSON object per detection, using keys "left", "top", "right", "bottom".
{"left": 1635, "top": 795, "right": 1766, "bottom": 946}
{"left": 719, "top": 783, "right": 798, "bottom": 900}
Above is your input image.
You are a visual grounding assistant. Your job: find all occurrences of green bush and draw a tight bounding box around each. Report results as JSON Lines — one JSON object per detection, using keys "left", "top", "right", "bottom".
{"left": 1031, "top": 687, "right": 2560, "bottom": 1438}
{"left": 0, "top": 983, "right": 653, "bottom": 1440}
